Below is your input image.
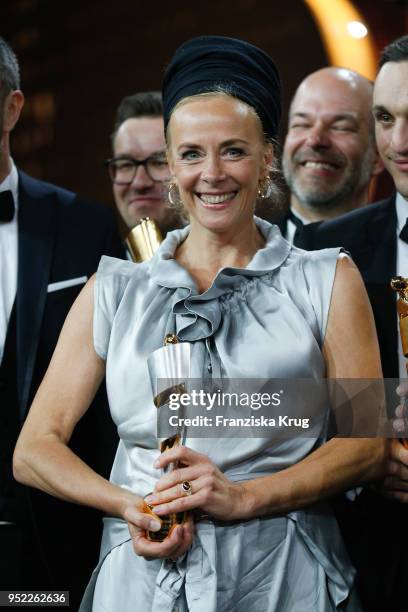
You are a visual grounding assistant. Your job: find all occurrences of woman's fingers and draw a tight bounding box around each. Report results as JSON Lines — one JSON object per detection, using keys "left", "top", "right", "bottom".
{"left": 129, "top": 523, "right": 183, "bottom": 559}
{"left": 123, "top": 505, "right": 162, "bottom": 532}
{"left": 168, "top": 518, "right": 195, "bottom": 560}
{"left": 381, "top": 440, "right": 408, "bottom": 501}
{"left": 154, "top": 445, "right": 207, "bottom": 471}
{"left": 149, "top": 445, "right": 240, "bottom": 520}
{"left": 393, "top": 392, "right": 408, "bottom": 435}
{"left": 126, "top": 514, "right": 194, "bottom": 560}
{"left": 123, "top": 499, "right": 195, "bottom": 560}
{"left": 146, "top": 474, "right": 212, "bottom": 514}
{"left": 153, "top": 463, "right": 209, "bottom": 493}
{"left": 396, "top": 382, "right": 408, "bottom": 398}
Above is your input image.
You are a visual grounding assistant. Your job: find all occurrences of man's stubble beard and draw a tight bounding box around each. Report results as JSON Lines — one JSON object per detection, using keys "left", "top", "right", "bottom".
{"left": 282, "top": 148, "right": 374, "bottom": 213}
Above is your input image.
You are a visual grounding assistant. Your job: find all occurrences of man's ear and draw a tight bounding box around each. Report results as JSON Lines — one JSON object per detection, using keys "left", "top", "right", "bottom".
{"left": 3, "top": 90, "right": 24, "bottom": 132}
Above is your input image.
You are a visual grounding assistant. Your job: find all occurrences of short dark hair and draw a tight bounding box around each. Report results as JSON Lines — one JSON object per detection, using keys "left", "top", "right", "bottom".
{"left": 111, "top": 91, "right": 163, "bottom": 143}
{"left": 379, "top": 35, "right": 408, "bottom": 69}
{"left": 0, "top": 37, "right": 20, "bottom": 99}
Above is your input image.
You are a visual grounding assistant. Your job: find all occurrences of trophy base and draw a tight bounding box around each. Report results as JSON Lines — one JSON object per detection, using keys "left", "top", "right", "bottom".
{"left": 143, "top": 496, "right": 187, "bottom": 542}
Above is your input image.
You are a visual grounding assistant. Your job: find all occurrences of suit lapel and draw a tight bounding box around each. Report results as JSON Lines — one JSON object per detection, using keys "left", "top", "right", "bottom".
{"left": 362, "top": 195, "right": 396, "bottom": 283}
{"left": 361, "top": 195, "right": 398, "bottom": 378}
{"left": 17, "top": 172, "right": 57, "bottom": 419}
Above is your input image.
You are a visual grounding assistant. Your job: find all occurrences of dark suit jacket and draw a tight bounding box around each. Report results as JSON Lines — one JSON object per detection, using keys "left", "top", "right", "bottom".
{"left": 11, "top": 171, "right": 125, "bottom": 607}
{"left": 302, "top": 195, "right": 398, "bottom": 378}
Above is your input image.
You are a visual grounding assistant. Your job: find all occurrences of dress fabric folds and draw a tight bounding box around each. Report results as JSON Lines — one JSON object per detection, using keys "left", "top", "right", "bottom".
{"left": 80, "top": 218, "right": 359, "bottom": 612}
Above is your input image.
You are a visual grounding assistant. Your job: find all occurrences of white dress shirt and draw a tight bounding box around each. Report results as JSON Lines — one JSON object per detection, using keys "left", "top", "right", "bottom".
{"left": 0, "top": 161, "right": 18, "bottom": 364}
{"left": 286, "top": 207, "right": 310, "bottom": 243}
{"left": 395, "top": 192, "right": 408, "bottom": 378}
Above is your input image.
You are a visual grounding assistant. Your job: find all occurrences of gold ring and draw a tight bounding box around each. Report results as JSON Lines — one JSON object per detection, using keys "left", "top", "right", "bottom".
{"left": 181, "top": 480, "right": 192, "bottom": 496}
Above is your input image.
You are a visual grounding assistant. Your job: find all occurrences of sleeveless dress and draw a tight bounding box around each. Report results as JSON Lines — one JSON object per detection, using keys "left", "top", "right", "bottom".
{"left": 80, "top": 217, "right": 360, "bottom": 612}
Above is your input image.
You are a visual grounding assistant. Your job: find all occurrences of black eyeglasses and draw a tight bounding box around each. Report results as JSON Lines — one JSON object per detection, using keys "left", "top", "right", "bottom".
{"left": 104, "top": 154, "right": 170, "bottom": 184}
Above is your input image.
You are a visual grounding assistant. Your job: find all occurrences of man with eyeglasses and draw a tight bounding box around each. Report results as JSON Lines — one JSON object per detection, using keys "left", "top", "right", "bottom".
{"left": 106, "top": 91, "right": 182, "bottom": 236}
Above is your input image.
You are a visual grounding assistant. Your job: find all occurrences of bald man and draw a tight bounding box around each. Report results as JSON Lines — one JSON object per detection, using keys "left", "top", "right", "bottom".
{"left": 280, "top": 67, "right": 383, "bottom": 241}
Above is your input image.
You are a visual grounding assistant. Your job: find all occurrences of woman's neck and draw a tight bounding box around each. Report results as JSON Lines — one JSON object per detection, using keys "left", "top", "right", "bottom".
{"left": 175, "top": 219, "right": 265, "bottom": 292}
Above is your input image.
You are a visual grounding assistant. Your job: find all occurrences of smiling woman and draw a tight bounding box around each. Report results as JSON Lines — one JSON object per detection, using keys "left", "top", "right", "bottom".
{"left": 166, "top": 94, "right": 272, "bottom": 285}
{"left": 13, "top": 36, "right": 387, "bottom": 612}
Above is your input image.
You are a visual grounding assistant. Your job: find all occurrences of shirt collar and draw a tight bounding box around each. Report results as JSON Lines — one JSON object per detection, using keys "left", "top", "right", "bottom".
{"left": 0, "top": 159, "right": 19, "bottom": 212}
{"left": 290, "top": 206, "right": 311, "bottom": 225}
{"left": 395, "top": 191, "right": 408, "bottom": 233}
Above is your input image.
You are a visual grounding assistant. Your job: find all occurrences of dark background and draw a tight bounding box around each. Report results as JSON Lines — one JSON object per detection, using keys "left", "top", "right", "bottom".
{"left": 2, "top": 0, "right": 407, "bottom": 208}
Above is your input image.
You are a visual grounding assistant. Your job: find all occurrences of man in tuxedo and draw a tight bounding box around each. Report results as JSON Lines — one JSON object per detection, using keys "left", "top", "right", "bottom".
{"left": 0, "top": 38, "right": 124, "bottom": 608}
{"left": 106, "top": 91, "right": 181, "bottom": 236}
{"left": 272, "top": 67, "right": 382, "bottom": 243}
{"left": 302, "top": 35, "right": 408, "bottom": 612}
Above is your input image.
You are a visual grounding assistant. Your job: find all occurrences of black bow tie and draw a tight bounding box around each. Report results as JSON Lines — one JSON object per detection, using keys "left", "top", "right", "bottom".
{"left": 0, "top": 190, "right": 15, "bottom": 223}
{"left": 288, "top": 209, "right": 304, "bottom": 231}
{"left": 288, "top": 210, "right": 308, "bottom": 248}
{"left": 400, "top": 219, "right": 408, "bottom": 244}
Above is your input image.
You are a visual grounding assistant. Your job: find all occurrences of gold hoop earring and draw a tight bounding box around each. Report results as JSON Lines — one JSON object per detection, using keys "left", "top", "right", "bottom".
{"left": 257, "top": 176, "right": 273, "bottom": 199}
{"left": 168, "top": 181, "right": 182, "bottom": 208}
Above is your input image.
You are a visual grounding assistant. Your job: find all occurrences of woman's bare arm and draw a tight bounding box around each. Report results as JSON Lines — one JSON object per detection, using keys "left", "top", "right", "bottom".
{"left": 13, "top": 276, "right": 137, "bottom": 516}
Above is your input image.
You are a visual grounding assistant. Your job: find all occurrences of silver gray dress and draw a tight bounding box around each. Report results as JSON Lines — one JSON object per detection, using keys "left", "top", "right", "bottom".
{"left": 80, "top": 217, "right": 360, "bottom": 612}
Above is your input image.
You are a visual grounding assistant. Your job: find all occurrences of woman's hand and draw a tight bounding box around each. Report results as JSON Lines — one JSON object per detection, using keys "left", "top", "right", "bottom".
{"left": 123, "top": 501, "right": 194, "bottom": 560}
{"left": 144, "top": 446, "right": 250, "bottom": 521}
{"left": 380, "top": 439, "right": 408, "bottom": 502}
{"left": 393, "top": 382, "right": 408, "bottom": 438}
{"left": 379, "top": 383, "right": 408, "bottom": 502}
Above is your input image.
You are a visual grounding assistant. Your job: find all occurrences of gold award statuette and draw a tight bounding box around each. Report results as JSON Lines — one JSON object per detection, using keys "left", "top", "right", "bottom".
{"left": 126, "top": 219, "right": 186, "bottom": 539}
{"left": 125, "top": 217, "right": 162, "bottom": 263}
{"left": 145, "top": 334, "right": 191, "bottom": 542}
{"left": 390, "top": 276, "right": 408, "bottom": 448}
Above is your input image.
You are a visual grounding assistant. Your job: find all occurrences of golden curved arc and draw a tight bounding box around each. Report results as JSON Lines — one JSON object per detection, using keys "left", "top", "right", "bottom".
{"left": 304, "top": 0, "right": 377, "bottom": 79}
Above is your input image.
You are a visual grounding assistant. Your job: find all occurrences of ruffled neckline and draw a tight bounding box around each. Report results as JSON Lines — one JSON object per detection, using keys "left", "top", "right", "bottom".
{"left": 148, "top": 217, "right": 291, "bottom": 341}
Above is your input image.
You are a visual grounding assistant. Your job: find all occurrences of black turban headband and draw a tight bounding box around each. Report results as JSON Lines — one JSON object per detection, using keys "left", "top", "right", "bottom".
{"left": 162, "top": 35, "right": 281, "bottom": 140}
